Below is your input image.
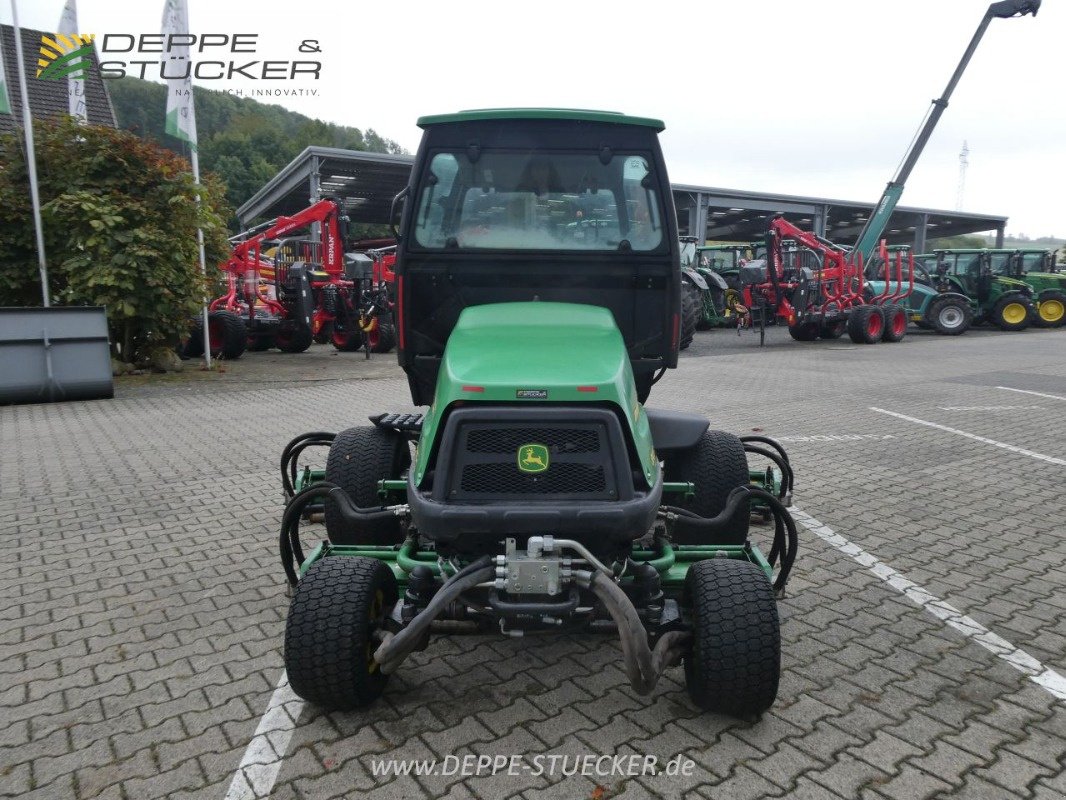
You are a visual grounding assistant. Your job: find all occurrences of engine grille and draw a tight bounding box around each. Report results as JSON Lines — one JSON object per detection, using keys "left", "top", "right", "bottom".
{"left": 465, "top": 427, "right": 600, "bottom": 454}
{"left": 439, "top": 415, "right": 624, "bottom": 502}
{"left": 460, "top": 462, "right": 607, "bottom": 495}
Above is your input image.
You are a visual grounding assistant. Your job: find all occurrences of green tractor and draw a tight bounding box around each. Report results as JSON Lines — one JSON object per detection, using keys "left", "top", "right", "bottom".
{"left": 1001, "top": 249, "right": 1065, "bottom": 327}
{"left": 679, "top": 237, "right": 738, "bottom": 330}
{"left": 278, "top": 109, "right": 798, "bottom": 717}
{"left": 931, "top": 249, "right": 1038, "bottom": 331}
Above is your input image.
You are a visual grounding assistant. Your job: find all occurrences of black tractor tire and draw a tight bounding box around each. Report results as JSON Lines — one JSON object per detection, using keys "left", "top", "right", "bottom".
{"left": 680, "top": 283, "right": 700, "bottom": 350}
{"left": 991, "top": 294, "right": 1033, "bottom": 332}
{"left": 207, "top": 311, "right": 247, "bottom": 360}
{"left": 313, "top": 321, "right": 334, "bottom": 344}
{"left": 325, "top": 426, "right": 411, "bottom": 545}
{"left": 817, "top": 320, "right": 847, "bottom": 340}
{"left": 275, "top": 324, "right": 313, "bottom": 353}
{"left": 1035, "top": 290, "right": 1066, "bottom": 328}
{"left": 787, "top": 322, "right": 819, "bottom": 341}
{"left": 846, "top": 305, "right": 884, "bottom": 344}
{"left": 881, "top": 304, "right": 908, "bottom": 343}
{"left": 331, "top": 325, "right": 363, "bottom": 352}
{"left": 284, "top": 557, "right": 397, "bottom": 711}
{"left": 684, "top": 558, "right": 780, "bottom": 717}
{"left": 663, "top": 429, "right": 750, "bottom": 545}
{"left": 925, "top": 296, "right": 972, "bottom": 335}
{"left": 181, "top": 321, "right": 205, "bottom": 358}
{"left": 368, "top": 317, "right": 398, "bottom": 353}
{"left": 247, "top": 333, "right": 275, "bottom": 352}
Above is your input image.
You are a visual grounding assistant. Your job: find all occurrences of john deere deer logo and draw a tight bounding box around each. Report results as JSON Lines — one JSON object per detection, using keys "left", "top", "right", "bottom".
{"left": 517, "top": 444, "right": 549, "bottom": 474}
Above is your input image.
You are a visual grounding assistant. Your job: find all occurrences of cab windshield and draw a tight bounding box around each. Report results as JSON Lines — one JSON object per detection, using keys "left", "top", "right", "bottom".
{"left": 412, "top": 150, "right": 664, "bottom": 252}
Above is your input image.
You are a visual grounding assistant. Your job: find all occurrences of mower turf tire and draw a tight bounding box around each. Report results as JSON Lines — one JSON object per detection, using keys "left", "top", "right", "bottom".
{"left": 680, "top": 283, "right": 700, "bottom": 350}
{"left": 847, "top": 305, "right": 884, "bottom": 345}
{"left": 368, "top": 318, "right": 398, "bottom": 353}
{"left": 1035, "top": 290, "right": 1066, "bottom": 328}
{"left": 992, "top": 294, "right": 1033, "bottom": 332}
{"left": 684, "top": 558, "right": 780, "bottom": 717}
{"left": 276, "top": 325, "right": 313, "bottom": 353}
{"left": 325, "top": 426, "right": 411, "bottom": 545}
{"left": 284, "top": 556, "right": 397, "bottom": 710}
{"left": 817, "top": 320, "right": 846, "bottom": 340}
{"left": 664, "top": 429, "right": 749, "bottom": 545}
{"left": 881, "top": 304, "right": 908, "bottom": 343}
{"left": 787, "top": 322, "right": 819, "bottom": 341}
{"left": 925, "top": 295, "right": 972, "bottom": 335}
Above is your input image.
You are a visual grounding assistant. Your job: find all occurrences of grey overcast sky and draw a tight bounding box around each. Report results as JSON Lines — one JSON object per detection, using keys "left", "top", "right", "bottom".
{"left": 10, "top": 0, "right": 1065, "bottom": 237}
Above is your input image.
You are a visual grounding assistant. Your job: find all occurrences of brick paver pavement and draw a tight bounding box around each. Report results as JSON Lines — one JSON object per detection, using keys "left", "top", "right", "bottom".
{"left": 3, "top": 326, "right": 1064, "bottom": 799}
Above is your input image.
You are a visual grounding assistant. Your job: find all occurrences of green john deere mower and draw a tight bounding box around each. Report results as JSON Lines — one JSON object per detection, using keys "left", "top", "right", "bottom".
{"left": 278, "top": 109, "right": 797, "bottom": 717}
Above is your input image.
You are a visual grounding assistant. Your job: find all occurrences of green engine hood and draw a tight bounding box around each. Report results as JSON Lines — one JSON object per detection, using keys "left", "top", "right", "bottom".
{"left": 413, "top": 301, "right": 657, "bottom": 486}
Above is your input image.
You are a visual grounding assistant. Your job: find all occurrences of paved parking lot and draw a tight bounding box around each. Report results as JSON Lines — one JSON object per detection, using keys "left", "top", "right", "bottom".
{"left": 3, "top": 324, "right": 1065, "bottom": 800}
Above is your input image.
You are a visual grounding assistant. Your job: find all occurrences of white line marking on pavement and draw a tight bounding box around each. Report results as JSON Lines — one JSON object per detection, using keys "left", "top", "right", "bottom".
{"left": 869, "top": 407, "right": 1066, "bottom": 466}
{"left": 997, "top": 385, "right": 1066, "bottom": 402}
{"left": 792, "top": 506, "right": 1066, "bottom": 702}
{"left": 937, "top": 405, "right": 1042, "bottom": 411}
{"left": 224, "top": 672, "right": 304, "bottom": 800}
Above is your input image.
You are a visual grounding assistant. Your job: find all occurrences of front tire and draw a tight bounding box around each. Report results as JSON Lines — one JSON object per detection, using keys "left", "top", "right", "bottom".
{"left": 787, "top": 322, "right": 819, "bottom": 341}
{"left": 663, "top": 430, "right": 750, "bottom": 545}
{"left": 684, "top": 559, "right": 780, "bottom": 717}
{"left": 284, "top": 557, "right": 397, "bottom": 711}
{"left": 324, "top": 427, "right": 411, "bottom": 545}
{"left": 680, "top": 283, "right": 700, "bottom": 350}
{"left": 276, "top": 324, "right": 313, "bottom": 353}
{"left": 926, "top": 296, "right": 972, "bottom": 335}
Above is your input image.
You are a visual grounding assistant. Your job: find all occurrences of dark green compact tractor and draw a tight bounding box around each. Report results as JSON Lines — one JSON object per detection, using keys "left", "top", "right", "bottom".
{"left": 278, "top": 109, "right": 798, "bottom": 718}
{"left": 998, "top": 249, "right": 1065, "bottom": 327}
{"left": 932, "top": 249, "right": 1038, "bottom": 331}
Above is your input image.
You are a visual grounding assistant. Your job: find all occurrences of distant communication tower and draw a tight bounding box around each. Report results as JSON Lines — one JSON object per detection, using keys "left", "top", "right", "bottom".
{"left": 955, "top": 140, "right": 969, "bottom": 211}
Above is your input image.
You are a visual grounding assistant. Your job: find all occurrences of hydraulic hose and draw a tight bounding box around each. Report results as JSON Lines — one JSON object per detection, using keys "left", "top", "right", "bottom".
{"left": 279, "top": 482, "right": 406, "bottom": 586}
{"left": 373, "top": 557, "right": 495, "bottom": 673}
{"left": 664, "top": 485, "right": 799, "bottom": 592}
{"left": 280, "top": 431, "right": 335, "bottom": 498}
{"left": 580, "top": 570, "right": 691, "bottom": 695}
{"left": 742, "top": 444, "right": 794, "bottom": 499}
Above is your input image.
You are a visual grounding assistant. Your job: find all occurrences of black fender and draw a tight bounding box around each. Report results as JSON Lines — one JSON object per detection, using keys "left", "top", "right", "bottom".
{"left": 681, "top": 268, "right": 709, "bottom": 291}
{"left": 698, "top": 268, "right": 729, "bottom": 291}
{"left": 645, "top": 408, "right": 709, "bottom": 454}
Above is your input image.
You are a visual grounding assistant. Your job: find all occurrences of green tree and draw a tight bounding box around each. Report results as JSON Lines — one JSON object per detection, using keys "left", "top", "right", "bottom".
{"left": 0, "top": 118, "right": 232, "bottom": 361}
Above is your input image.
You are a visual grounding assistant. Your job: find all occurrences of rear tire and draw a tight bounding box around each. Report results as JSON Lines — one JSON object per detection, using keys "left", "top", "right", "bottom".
{"left": 1035, "top": 290, "right": 1066, "bottom": 328}
{"left": 881, "top": 304, "right": 907, "bottom": 343}
{"left": 787, "top": 322, "right": 819, "bottom": 341}
{"left": 817, "top": 320, "right": 846, "bottom": 340}
{"left": 847, "top": 305, "right": 884, "bottom": 344}
{"left": 680, "top": 283, "right": 700, "bottom": 350}
{"left": 325, "top": 426, "right": 411, "bottom": 545}
{"left": 663, "top": 430, "right": 750, "bottom": 545}
{"left": 992, "top": 294, "right": 1033, "bottom": 332}
{"left": 207, "top": 311, "right": 247, "bottom": 360}
{"left": 926, "top": 296, "right": 972, "bottom": 335}
{"left": 367, "top": 317, "right": 397, "bottom": 353}
{"left": 284, "top": 557, "right": 397, "bottom": 711}
{"left": 313, "top": 321, "right": 333, "bottom": 344}
{"left": 276, "top": 324, "right": 313, "bottom": 353}
{"left": 684, "top": 559, "right": 780, "bottom": 717}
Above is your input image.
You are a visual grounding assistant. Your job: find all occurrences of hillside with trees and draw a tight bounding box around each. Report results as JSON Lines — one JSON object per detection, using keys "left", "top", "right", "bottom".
{"left": 107, "top": 77, "right": 406, "bottom": 219}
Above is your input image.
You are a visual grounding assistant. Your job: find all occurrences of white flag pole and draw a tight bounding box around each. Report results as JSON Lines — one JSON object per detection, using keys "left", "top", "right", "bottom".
{"left": 57, "top": 0, "right": 87, "bottom": 122}
{"left": 10, "top": 0, "right": 50, "bottom": 307}
{"left": 161, "top": 0, "right": 211, "bottom": 368}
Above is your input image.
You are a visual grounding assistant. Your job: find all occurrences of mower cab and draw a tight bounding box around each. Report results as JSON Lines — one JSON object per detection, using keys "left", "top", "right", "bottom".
{"left": 277, "top": 109, "right": 798, "bottom": 717}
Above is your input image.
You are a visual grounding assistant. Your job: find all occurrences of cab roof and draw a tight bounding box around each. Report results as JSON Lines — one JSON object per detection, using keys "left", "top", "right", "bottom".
{"left": 416, "top": 108, "right": 665, "bottom": 131}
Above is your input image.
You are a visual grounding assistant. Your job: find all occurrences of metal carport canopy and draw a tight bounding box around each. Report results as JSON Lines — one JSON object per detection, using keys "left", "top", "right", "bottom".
{"left": 236, "top": 147, "right": 1008, "bottom": 249}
